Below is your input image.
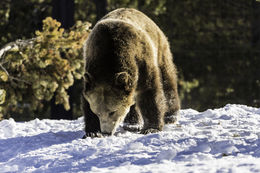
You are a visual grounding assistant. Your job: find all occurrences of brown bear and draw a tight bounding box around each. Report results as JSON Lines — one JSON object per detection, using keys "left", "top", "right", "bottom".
{"left": 82, "top": 8, "right": 180, "bottom": 137}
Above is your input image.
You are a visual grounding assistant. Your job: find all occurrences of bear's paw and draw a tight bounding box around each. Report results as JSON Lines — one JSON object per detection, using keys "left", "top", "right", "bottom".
{"left": 82, "top": 132, "right": 103, "bottom": 138}
{"left": 141, "top": 128, "right": 161, "bottom": 134}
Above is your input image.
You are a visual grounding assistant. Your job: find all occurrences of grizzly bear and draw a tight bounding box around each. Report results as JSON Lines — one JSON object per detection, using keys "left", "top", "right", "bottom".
{"left": 82, "top": 8, "right": 180, "bottom": 137}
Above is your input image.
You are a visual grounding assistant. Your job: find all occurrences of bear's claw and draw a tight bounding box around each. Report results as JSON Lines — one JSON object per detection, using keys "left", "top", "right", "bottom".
{"left": 123, "top": 124, "right": 142, "bottom": 132}
{"left": 82, "top": 132, "right": 103, "bottom": 138}
{"left": 141, "top": 128, "right": 161, "bottom": 134}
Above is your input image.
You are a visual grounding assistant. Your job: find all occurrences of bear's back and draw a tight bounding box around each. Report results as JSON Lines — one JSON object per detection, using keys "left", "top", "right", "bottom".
{"left": 99, "top": 8, "right": 167, "bottom": 50}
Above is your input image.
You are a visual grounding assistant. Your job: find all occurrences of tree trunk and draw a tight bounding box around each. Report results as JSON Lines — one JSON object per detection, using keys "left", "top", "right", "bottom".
{"left": 251, "top": 0, "right": 260, "bottom": 107}
{"left": 52, "top": 0, "right": 75, "bottom": 29}
{"left": 92, "top": 0, "right": 107, "bottom": 22}
{"left": 252, "top": 0, "right": 260, "bottom": 47}
{"left": 51, "top": 0, "right": 75, "bottom": 120}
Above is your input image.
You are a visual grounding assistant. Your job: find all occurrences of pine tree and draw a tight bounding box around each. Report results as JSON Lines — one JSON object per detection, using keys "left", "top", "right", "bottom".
{"left": 0, "top": 17, "right": 91, "bottom": 119}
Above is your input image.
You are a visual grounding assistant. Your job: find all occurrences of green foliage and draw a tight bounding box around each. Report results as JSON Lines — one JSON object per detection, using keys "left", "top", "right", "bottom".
{"left": 0, "top": 17, "right": 91, "bottom": 118}
{"left": 75, "top": 0, "right": 96, "bottom": 23}
{"left": 0, "top": 0, "right": 52, "bottom": 47}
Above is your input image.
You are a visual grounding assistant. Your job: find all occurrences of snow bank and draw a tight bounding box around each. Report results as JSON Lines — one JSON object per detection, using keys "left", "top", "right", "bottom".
{"left": 0, "top": 104, "right": 260, "bottom": 173}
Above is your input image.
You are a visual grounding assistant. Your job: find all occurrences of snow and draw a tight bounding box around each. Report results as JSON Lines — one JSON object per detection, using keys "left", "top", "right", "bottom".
{"left": 1, "top": 104, "right": 260, "bottom": 173}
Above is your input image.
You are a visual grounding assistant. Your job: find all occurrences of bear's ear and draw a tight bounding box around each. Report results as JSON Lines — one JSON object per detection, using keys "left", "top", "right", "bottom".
{"left": 114, "top": 72, "right": 133, "bottom": 92}
{"left": 83, "top": 72, "right": 93, "bottom": 91}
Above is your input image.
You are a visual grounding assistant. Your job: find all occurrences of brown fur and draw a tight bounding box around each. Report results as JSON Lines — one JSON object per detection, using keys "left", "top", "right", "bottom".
{"left": 82, "top": 8, "right": 180, "bottom": 137}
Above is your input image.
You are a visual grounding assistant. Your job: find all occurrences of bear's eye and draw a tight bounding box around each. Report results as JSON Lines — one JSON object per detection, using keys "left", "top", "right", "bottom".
{"left": 109, "top": 111, "right": 116, "bottom": 116}
{"left": 84, "top": 72, "right": 93, "bottom": 91}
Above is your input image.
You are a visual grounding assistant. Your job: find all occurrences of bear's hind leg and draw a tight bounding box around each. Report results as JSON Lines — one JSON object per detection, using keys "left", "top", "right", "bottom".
{"left": 123, "top": 104, "right": 143, "bottom": 132}
{"left": 138, "top": 88, "right": 166, "bottom": 134}
{"left": 160, "top": 53, "right": 180, "bottom": 124}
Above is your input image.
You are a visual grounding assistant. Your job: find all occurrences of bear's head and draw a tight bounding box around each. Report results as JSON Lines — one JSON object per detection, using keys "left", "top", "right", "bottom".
{"left": 83, "top": 71, "right": 135, "bottom": 135}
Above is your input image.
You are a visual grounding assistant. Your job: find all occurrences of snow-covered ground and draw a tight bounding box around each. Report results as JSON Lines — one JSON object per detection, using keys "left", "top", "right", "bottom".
{"left": 1, "top": 104, "right": 260, "bottom": 173}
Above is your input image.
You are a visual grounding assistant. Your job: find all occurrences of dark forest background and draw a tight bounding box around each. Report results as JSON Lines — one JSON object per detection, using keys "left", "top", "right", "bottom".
{"left": 0, "top": 0, "right": 259, "bottom": 120}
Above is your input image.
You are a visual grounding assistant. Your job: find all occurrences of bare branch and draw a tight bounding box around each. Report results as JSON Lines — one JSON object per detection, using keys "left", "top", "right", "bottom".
{"left": 0, "top": 43, "right": 18, "bottom": 59}
{"left": 0, "top": 63, "right": 9, "bottom": 76}
{"left": 0, "top": 38, "right": 35, "bottom": 85}
{"left": 0, "top": 38, "right": 36, "bottom": 59}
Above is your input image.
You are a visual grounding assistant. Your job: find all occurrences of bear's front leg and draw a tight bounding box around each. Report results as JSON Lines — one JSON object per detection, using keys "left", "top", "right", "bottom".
{"left": 137, "top": 88, "right": 165, "bottom": 134}
{"left": 123, "top": 104, "right": 143, "bottom": 132}
{"left": 81, "top": 96, "right": 102, "bottom": 138}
